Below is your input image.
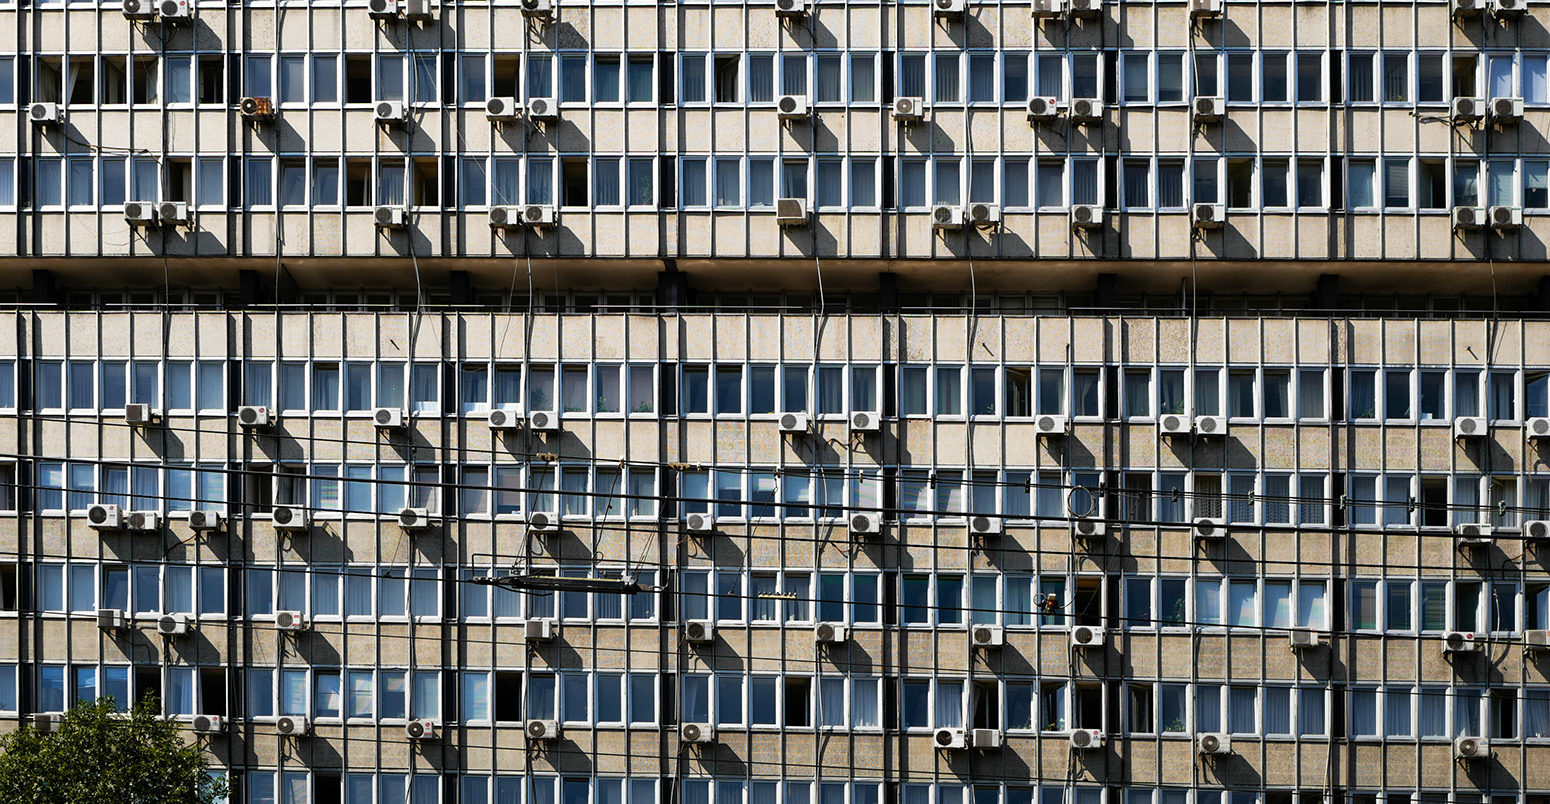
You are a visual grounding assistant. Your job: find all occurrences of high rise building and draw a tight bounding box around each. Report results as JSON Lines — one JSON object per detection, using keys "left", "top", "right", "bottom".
{"left": 4, "top": 0, "right": 1550, "bottom": 802}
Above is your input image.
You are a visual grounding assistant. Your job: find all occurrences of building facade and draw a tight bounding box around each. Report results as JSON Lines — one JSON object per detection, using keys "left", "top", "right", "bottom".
{"left": 6, "top": 0, "right": 1550, "bottom": 801}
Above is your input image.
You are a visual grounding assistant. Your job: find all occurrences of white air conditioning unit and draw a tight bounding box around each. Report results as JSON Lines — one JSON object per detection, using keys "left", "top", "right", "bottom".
{"left": 849, "top": 511, "right": 882, "bottom": 535}
{"left": 1451, "top": 96, "right": 1485, "bottom": 123}
{"left": 124, "top": 202, "right": 158, "bottom": 225}
{"left": 124, "top": 402, "right": 155, "bottom": 425}
{"left": 375, "top": 100, "right": 409, "bottom": 125}
{"left": 685, "top": 512, "right": 715, "bottom": 533}
{"left": 971, "top": 624, "right": 1004, "bottom": 647}
{"left": 367, "top": 0, "right": 399, "bottom": 17}
{"left": 1493, "top": 0, "right": 1526, "bottom": 15}
{"left": 1033, "top": 414, "right": 1069, "bottom": 436}
{"left": 1190, "top": 0, "right": 1221, "bottom": 15}
{"left": 1068, "top": 97, "right": 1103, "bottom": 122}
{"left": 684, "top": 619, "right": 716, "bottom": 643}
{"left": 932, "top": 0, "right": 965, "bottom": 15}
{"left": 1489, "top": 205, "right": 1523, "bottom": 229}
{"left": 373, "top": 407, "right": 405, "bottom": 429}
{"left": 1069, "top": 729, "right": 1105, "bottom": 750}
{"left": 1070, "top": 625, "right": 1105, "bottom": 648}
{"left": 488, "top": 207, "right": 524, "bottom": 229}
{"left": 775, "top": 0, "right": 811, "bottom": 14}
{"left": 972, "top": 728, "right": 1004, "bottom": 749}
{"left": 520, "top": 0, "right": 553, "bottom": 18}
{"left": 1192, "top": 95, "right": 1225, "bottom": 122}
{"left": 1070, "top": 204, "right": 1104, "bottom": 229}
{"left": 1193, "top": 517, "right": 1226, "bottom": 539}
{"left": 1068, "top": 0, "right": 1100, "bottom": 14}
{"left": 157, "top": 612, "right": 192, "bottom": 636}
{"left": 374, "top": 206, "right": 406, "bottom": 229}
{"left": 1192, "top": 203, "right": 1226, "bottom": 229}
{"left": 892, "top": 96, "right": 927, "bottom": 124}
{"left": 526, "top": 96, "right": 559, "bottom": 120}
{"left": 1158, "top": 413, "right": 1192, "bottom": 435}
{"left": 398, "top": 507, "right": 437, "bottom": 531}
{"left": 1196, "top": 732, "right": 1232, "bottom": 754}
{"left": 1455, "top": 522, "right": 1494, "bottom": 544}
{"left": 402, "top": 0, "right": 434, "bottom": 20}
{"left": 1491, "top": 96, "right": 1525, "bottom": 122}
{"left": 814, "top": 622, "right": 849, "bottom": 643}
{"left": 1031, "top": 0, "right": 1066, "bottom": 15}
{"left": 485, "top": 97, "right": 522, "bottom": 120}
{"left": 1454, "top": 416, "right": 1487, "bottom": 439}
{"left": 237, "top": 405, "right": 272, "bottom": 428}
{"left": 1442, "top": 631, "right": 1480, "bottom": 652}
{"left": 1288, "top": 629, "right": 1323, "bottom": 650}
{"left": 1528, "top": 416, "right": 1550, "bottom": 439}
{"left": 680, "top": 722, "right": 715, "bottom": 744}
{"left": 527, "top": 511, "right": 558, "bottom": 533}
{"left": 966, "top": 203, "right": 1001, "bottom": 227}
{"left": 933, "top": 727, "right": 968, "bottom": 749}
{"left": 239, "top": 96, "right": 275, "bottom": 120}
{"left": 1026, "top": 96, "right": 1060, "bottom": 121}
{"left": 526, "top": 718, "right": 559, "bottom": 741}
{"left": 930, "top": 204, "right": 964, "bottom": 229}
{"left": 270, "top": 506, "right": 311, "bottom": 531}
{"left": 1453, "top": 0, "right": 1485, "bottom": 13}
{"left": 527, "top": 410, "right": 560, "bottom": 431}
{"left": 1194, "top": 414, "right": 1226, "bottom": 436}
{"left": 524, "top": 618, "right": 556, "bottom": 641}
{"left": 778, "top": 412, "right": 810, "bottom": 433}
{"left": 1455, "top": 735, "right": 1490, "bottom": 759}
{"left": 1525, "top": 519, "right": 1550, "bottom": 540}
{"left": 486, "top": 408, "right": 521, "bottom": 430}
{"left": 192, "top": 714, "right": 225, "bottom": 733}
{"left": 406, "top": 719, "right": 439, "bottom": 740}
{"left": 519, "top": 204, "right": 558, "bottom": 228}
{"left": 776, "top": 94, "right": 811, "bottom": 120}
{"left": 776, "top": 198, "right": 809, "bottom": 226}
{"left": 276, "top": 715, "right": 311, "bottom": 737}
{"left": 97, "top": 608, "right": 127, "bottom": 630}
{"left": 87, "top": 504, "right": 123, "bottom": 530}
{"left": 189, "top": 510, "right": 223, "bottom": 531}
{"left": 849, "top": 410, "right": 881, "bottom": 433}
{"left": 1453, "top": 206, "right": 1486, "bottom": 229}
{"left": 158, "top": 0, "right": 191, "bottom": 20}
{"left": 125, "top": 511, "right": 160, "bottom": 532}
{"left": 969, "top": 515, "right": 1001, "bottom": 536}
{"left": 275, "top": 610, "right": 307, "bottom": 632}
{"left": 1526, "top": 629, "right": 1550, "bottom": 649}
{"left": 28, "top": 102, "right": 63, "bottom": 125}
{"left": 1072, "top": 517, "right": 1106, "bottom": 539}
{"left": 122, "top": 0, "right": 156, "bottom": 18}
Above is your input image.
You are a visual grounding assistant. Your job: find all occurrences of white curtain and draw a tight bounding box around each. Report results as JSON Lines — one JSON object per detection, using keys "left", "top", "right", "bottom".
{"left": 1526, "top": 690, "right": 1550, "bottom": 738}
{"left": 1385, "top": 689, "right": 1412, "bottom": 737}
{"left": 819, "top": 678, "right": 845, "bottom": 727}
{"left": 1262, "top": 688, "right": 1290, "bottom": 735}
{"left": 1298, "top": 688, "right": 1325, "bottom": 735}
{"left": 594, "top": 159, "right": 620, "bottom": 206}
{"left": 1196, "top": 685, "right": 1222, "bottom": 732}
{"left": 1351, "top": 690, "right": 1378, "bottom": 737}
{"left": 1228, "top": 686, "right": 1256, "bottom": 733}
{"left": 1006, "top": 578, "right": 1033, "bottom": 626}
{"left": 852, "top": 681, "right": 879, "bottom": 728}
{"left": 747, "top": 55, "right": 774, "bottom": 102}
{"left": 936, "top": 681, "right": 963, "bottom": 728}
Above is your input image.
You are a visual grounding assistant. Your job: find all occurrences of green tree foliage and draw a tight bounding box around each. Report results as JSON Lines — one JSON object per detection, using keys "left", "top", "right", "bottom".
{"left": 0, "top": 696, "right": 228, "bottom": 804}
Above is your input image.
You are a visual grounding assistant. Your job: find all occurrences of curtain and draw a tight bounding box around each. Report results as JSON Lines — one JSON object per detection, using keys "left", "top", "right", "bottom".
{"left": 1348, "top": 160, "right": 1375, "bottom": 208}
{"left": 1526, "top": 690, "right": 1550, "bottom": 738}
{"left": 1489, "top": 160, "right": 1516, "bottom": 206}
{"left": 1123, "top": 161, "right": 1149, "bottom": 207}
{"left": 594, "top": 58, "right": 620, "bottom": 102}
{"left": 0, "top": 160, "right": 14, "bottom": 207}
{"left": 1455, "top": 691, "right": 1482, "bottom": 737}
{"left": 747, "top": 55, "right": 774, "bottom": 102}
{"left": 820, "top": 678, "right": 845, "bottom": 727}
{"left": 816, "top": 56, "right": 842, "bottom": 102}
{"left": 1298, "top": 689, "right": 1326, "bottom": 735}
{"left": 1006, "top": 577, "right": 1032, "bottom": 626}
{"left": 594, "top": 159, "right": 620, "bottom": 206}
{"left": 748, "top": 159, "right": 774, "bottom": 207}
{"left": 851, "top": 54, "right": 876, "bottom": 102}
{"left": 1260, "top": 688, "right": 1291, "bottom": 735}
{"left": 1418, "top": 689, "right": 1446, "bottom": 737}
{"left": 714, "top": 159, "right": 740, "bottom": 206}
{"left": 1263, "top": 582, "right": 1291, "bottom": 628}
{"left": 936, "top": 681, "right": 963, "bottom": 728}
{"left": 1385, "top": 689, "right": 1411, "bottom": 737}
{"left": 816, "top": 160, "right": 843, "bottom": 207}
{"left": 1351, "top": 690, "right": 1377, "bottom": 736}
{"left": 1196, "top": 685, "right": 1221, "bottom": 732}
{"left": 781, "top": 54, "right": 806, "bottom": 95}
{"left": 852, "top": 681, "right": 879, "bottom": 728}
{"left": 900, "top": 55, "right": 926, "bottom": 98}
{"left": 1228, "top": 686, "right": 1256, "bottom": 733}
{"left": 1527, "top": 56, "right": 1549, "bottom": 103}
{"left": 1035, "top": 55, "right": 1062, "bottom": 98}
{"left": 628, "top": 158, "right": 653, "bottom": 206}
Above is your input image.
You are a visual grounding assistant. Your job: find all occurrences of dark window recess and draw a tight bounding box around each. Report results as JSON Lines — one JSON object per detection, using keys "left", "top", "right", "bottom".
{"left": 199, "top": 56, "right": 223, "bottom": 104}
{"left": 561, "top": 159, "right": 589, "bottom": 206}
{"left": 1074, "top": 577, "right": 1103, "bottom": 627}
{"left": 659, "top": 362, "right": 677, "bottom": 414}
{"left": 200, "top": 669, "right": 227, "bottom": 716}
{"left": 661, "top": 673, "right": 677, "bottom": 726}
{"left": 1329, "top": 51, "right": 1343, "bottom": 103}
{"left": 440, "top": 157, "right": 457, "bottom": 209}
{"left": 0, "top": 565, "right": 17, "bottom": 611}
{"left": 134, "top": 667, "right": 163, "bottom": 709}
{"left": 882, "top": 363, "right": 898, "bottom": 417}
{"left": 659, "top": 157, "right": 677, "bottom": 208}
{"left": 494, "top": 671, "right": 523, "bottom": 722}
{"left": 1103, "top": 51, "right": 1118, "bottom": 103}
{"left": 1330, "top": 161, "right": 1345, "bottom": 211}
{"left": 315, "top": 774, "right": 343, "bottom": 804}
{"left": 785, "top": 677, "right": 811, "bottom": 727}
{"left": 881, "top": 52, "right": 895, "bottom": 103}
{"left": 881, "top": 159, "right": 896, "bottom": 210}
{"left": 1103, "top": 156, "right": 1118, "bottom": 208}
{"left": 1330, "top": 367, "right": 1345, "bottom": 420}
{"left": 441, "top": 58, "right": 456, "bottom": 104}
{"left": 345, "top": 56, "right": 373, "bottom": 104}
{"left": 658, "top": 53, "right": 676, "bottom": 104}
{"left": 227, "top": 54, "right": 242, "bottom": 102}
{"left": 972, "top": 681, "right": 1000, "bottom": 729}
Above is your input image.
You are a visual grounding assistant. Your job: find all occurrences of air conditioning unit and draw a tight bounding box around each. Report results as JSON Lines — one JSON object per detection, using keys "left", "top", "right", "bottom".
{"left": 933, "top": 728, "right": 968, "bottom": 749}
{"left": 1454, "top": 416, "right": 1487, "bottom": 439}
{"left": 1193, "top": 517, "right": 1226, "bottom": 539}
{"left": 125, "top": 511, "right": 160, "bottom": 532}
{"left": 969, "top": 515, "right": 1001, "bottom": 536}
{"left": 270, "top": 506, "right": 311, "bottom": 531}
{"left": 520, "top": 204, "right": 558, "bottom": 228}
{"left": 239, "top": 96, "right": 274, "bottom": 122}
{"left": 123, "top": 402, "right": 154, "bottom": 425}
{"left": 1194, "top": 415, "right": 1226, "bottom": 436}
{"left": 527, "top": 511, "right": 557, "bottom": 533}
{"left": 1192, "top": 203, "right": 1226, "bottom": 229}
{"left": 158, "top": 0, "right": 191, "bottom": 20}
{"left": 1196, "top": 732, "right": 1232, "bottom": 755}
{"left": 125, "top": 202, "right": 158, "bottom": 225}
{"left": 1526, "top": 629, "right": 1550, "bottom": 649}
{"left": 849, "top": 410, "right": 881, "bottom": 433}
{"left": 1453, "top": 0, "right": 1485, "bottom": 14}
{"left": 526, "top": 97, "right": 559, "bottom": 120}
{"left": 1034, "top": 414, "right": 1069, "bottom": 436}
{"left": 685, "top": 512, "right": 714, "bottom": 533}
{"left": 1068, "top": 97, "right": 1103, "bottom": 122}
{"left": 930, "top": 204, "right": 964, "bottom": 229}
{"left": 684, "top": 619, "right": 716, "bottom": 643}
{"left": 374, "top": 206, "right": 407, "bottom": 229}
{"left": 778, "top": 412, "right": 810, "bottom": 433}
{"left": 775, "top": 0, "right": 810, "bottom": 14}
{"left": 1525, "top": 519, "right": 1550, "bottom": 540}
{"left": 97, "top": 608, "right": 127, "bottom": 630}
{"left": 1451, "top": 96, "right": 1485, "bottom": 123}
{"left": 157, "top": 612, "right": 192, "bottom": 636}
{"left": 1072, "top": 517, "right": 1106, "bottom": 539}
{"left": 122, "top": 0, "right": 156, "bottom": 18}
{"left": 1070, "top": 625, "right": 1105, "bottom": 648}
{"left": 398, "top": 507, "right": 437, "bottom": 531}
{"left": 368, "top": 0, "right": 400, "bottom": 17}
{"left": 188, "top": 510, "right": 223, "bottom": 531}
{"left": 1067, "top": 0, "right": 1100, "bottom": 15}
{"left": 1455, "top": 735, "right": 1490, "bottom": 759}
{"left": 1453, "top": 206, "right": 1486, "bottom": 229}
{"left": 1031, "top": 0, "right": 1066, "bottom": 15}
{"left": 1192, "top": 95, "right": 1225, "bottom": 122}
{"left": 401, "top": 0, "right": 434, "bottom": 20}
{"left": 28, "top": 102, "right": 63, "bottom": 125}
{"left": 1069, "top": 729, "right": 1105, "bottom": 750}
{"left": 892, "top": 96, "right": 927, "bottom": 124}
{"left": 1190, "top": 0, "right": 1221, "bottom": 15}
{"left": 1528, "top": 417, "right": 1550, "bottom": 439}
{"left": 680, "top": 722, "right": 715, "bottom": 744}
{"left": 406, "top": 719, "right": 439, "bottom": 740}
{"left": 776, "top": 94, "right": 811, "bottom": 120}
{"left": 527, "top": 410, "right": 560, "bottom": 431}
{"left": 489, "top": 207, "right": 524, "bottom": 229}
{"left": 814, "top": 622, "right": 848, "bottom": 643}
{"left": 192, "top": 714, "right": 225, "bottom": 733}
{"left": 1288, "top": 629, "right": 1323, "bottom": 650}
{"left": 972, "top": 728, "right": 1004, "bottom": 749}
{"left": 1159, "top": 413, "right": 1192, "bottom": 435}
{"left": 776, "top": 198, "right": 809, "bottom": 226}
{"left": 1455, "top": 522, "right": 1494, "bottom": 545}
{"left": 932, "top": 0, "right": 965, "bottom": 15}
{"left": 372, "top": 407, "right": 405, "bottom": 429}
{"left": 971, "top": 624, "right": 1004, "bottom": 647}
{"left": 275, "top": 610, "right": 307, "bottom": 632}
{"left": 155, "top": 202, "right": 189, "bottom": 224}
{"left": 966, "top": 203, "right": 1001, "bottom": 227}
{"left": 276, "top": 715, "right": 311, "bottom": 737}
{"left": 1489, "top": 205, "right": 1523, "bottom": 229}
{"left": 1443, "top": 631, "right": 1480, "bottom": 652}
{"left": 520, "top": 0, "right": 553, "bottom": 18}
{"left": 525, "top": 719, "right": 559, "bottom": 741}
{"left": 485, "top": 97, "right": 522, "bottom": 121}
{"left": 1026, "top": 96, "right": 1060, "bottom": 121}
{"left": 1493, "top": 0, "right": 1526, "bottom": 15}
{"left": 87, "top": 504, "right": 123, "bottom": 530}
{"left": 482, "top": 408, "right": 518, "bottom": 430}
{"left": 849, "top": 511, "right": 882, "bottom": 535}
{"left": 1490, "top": 97, "right": 1524, "bottom": 122}
{"left": 32, "top": 714, "right": 62, "bottom": 734}
{"left": 375, "top": 100, "right": 409, "bottom": 125}
{"left": 524, "top": 617, "right": 556, "bottom": 641}
{"left": 1070, "top": 204, "right": 1105, "bottom": 229}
